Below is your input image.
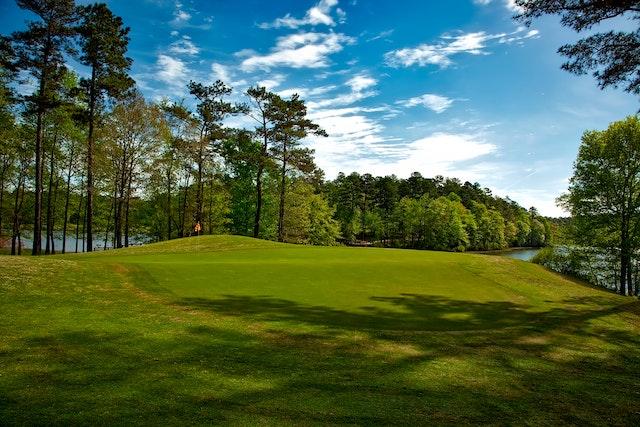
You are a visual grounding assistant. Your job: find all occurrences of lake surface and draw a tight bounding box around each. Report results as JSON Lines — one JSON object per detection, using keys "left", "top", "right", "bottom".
{"left": 488, "top": 248, "right": 541, "bottom": 262}
{"left": 3, "top": 232, "right": 146, "bottom": 252}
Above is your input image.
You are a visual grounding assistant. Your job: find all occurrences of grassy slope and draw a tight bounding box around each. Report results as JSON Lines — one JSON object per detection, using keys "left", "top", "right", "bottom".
{"left": 1, "top": 235, "right": 639, "bottom": 425}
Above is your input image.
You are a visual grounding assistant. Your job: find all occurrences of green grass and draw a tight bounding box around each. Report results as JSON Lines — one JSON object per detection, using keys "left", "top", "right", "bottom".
{"left": 1, "top": 235, "right": 639, "bottom": 425}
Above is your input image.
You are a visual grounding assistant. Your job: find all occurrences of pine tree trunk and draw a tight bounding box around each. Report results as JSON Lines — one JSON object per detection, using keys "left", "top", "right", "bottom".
{"left": 179, "top": 173, "right": 190, "bottom": 238}
{"left": 277, "top": 141, "right": 287, "bottom": 243}
{"left": 32, "top": 109, "right": 44, "bottom": 255}
{"left": 0, "top": 157, "right": 9, "bottom": 236}
{"left": 11, "top": 173, "right": 24, "bottom": 256}
{"left": 86, "top": 66, "right": 97, "bottom": 252}
{"left": 254, "top": 121, "right": 268, "bottom": 239}
{"left": 75, "top": 177, "right": 84, "bottom": 253}
{"left": 208, "top": 178, "right": 213, "bottom": 234}
{"left": 50, "top": 175, "right": 59, "bottom": 254}
{"left": 253, "top": 163, "right": 263, "bottom": 238}
{"left": 166, "top": 166, "right": 172, "bottom": 240}
{"left": 62, "top": 144, "right": 74, "bottom": 254}
{"left": 124, "top": 166, "right": 133, "bottom": 247}
{"left": 105, "top": 181, "right": 117, "bottom": 250}
{"left": 45, "top": 131, "right": 57, "bottom": 255}
{"left": 195, "top": 128, "right": 205, "bottom": 230}
{"left": 620, "top": 218, "right": 630, "bottom": 296}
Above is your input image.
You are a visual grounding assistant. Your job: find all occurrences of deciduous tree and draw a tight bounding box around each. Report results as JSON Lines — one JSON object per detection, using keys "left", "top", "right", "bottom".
{"left": 561, "top": 116, "right": 640, "bottom": 295}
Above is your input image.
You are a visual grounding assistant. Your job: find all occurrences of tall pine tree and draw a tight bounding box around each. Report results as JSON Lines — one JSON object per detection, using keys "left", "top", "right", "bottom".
{"left": 11, "top": 0, "right": 76, "bottom": 255}
{"left": 77, "top": 2, "right": 133, "bottom": 252}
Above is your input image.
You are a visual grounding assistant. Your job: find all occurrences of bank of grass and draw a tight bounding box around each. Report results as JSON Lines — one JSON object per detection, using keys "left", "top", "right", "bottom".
{"left": 1, "top": 235, "right": 639, "bottom": 424}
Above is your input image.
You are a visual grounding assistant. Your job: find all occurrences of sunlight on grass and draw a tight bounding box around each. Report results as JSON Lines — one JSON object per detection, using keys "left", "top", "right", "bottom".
{"left": 1, "top": 235, "right": 639, "bottom": 424}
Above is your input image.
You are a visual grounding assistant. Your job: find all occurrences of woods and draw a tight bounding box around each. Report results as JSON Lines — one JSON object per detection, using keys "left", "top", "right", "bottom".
{"left": 0, "top": 0, "right": 554, "bottom": 256}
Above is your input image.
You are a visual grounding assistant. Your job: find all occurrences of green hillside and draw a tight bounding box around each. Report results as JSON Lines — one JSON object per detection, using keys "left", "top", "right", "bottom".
{"left": 1, "top": 235, "right": 639, "bottom": 424}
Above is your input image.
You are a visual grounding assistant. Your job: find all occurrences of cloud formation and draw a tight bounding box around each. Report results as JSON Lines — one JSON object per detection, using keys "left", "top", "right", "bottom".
{"left": 259, "top": 0, "right": 346, "bottom": 29}
{"left": 385, "top": 27, "right": 538, "bottom": 68}
{"left": 239, "top": 32, "right": 355, "bottom": 71}
{"left": 168, "top": 36, "right": 200, "bottom": 56}
{"left": 156, "top": 54, "right": 189, "bottom": 88}
{"left": 397, "top": 93, "right": 454, "bottom": 113}
{"left": 473, "top": 0, "right": 524, "bottom": 13}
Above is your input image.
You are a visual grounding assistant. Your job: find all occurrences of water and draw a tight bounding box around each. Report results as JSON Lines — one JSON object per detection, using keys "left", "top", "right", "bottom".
{"left": 499, "top": 248, "right": 541, "bottom": 261}
{"left": 3, "top": 231, "right": 147, "bottom": 252}
{"left": 482, "top": 248, "right": 541, "bottom": 262}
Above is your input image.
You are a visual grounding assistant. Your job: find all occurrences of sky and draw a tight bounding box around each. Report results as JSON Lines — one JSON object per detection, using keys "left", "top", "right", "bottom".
{"left": 1, "top": 0, "right": 638, "bottom": 217}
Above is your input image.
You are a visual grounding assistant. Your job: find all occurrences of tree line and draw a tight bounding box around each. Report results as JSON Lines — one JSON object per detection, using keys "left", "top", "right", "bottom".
{"left": 0, "top": 0, "right": 552, "bottom": 256}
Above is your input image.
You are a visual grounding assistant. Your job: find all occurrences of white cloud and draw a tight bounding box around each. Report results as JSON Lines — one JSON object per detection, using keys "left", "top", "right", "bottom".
{"left": 397, "top": 93, "right": 454, "bottom": 113}
{"left": 156, "top": 54, "right": 189, "bottom": 88}
{"left": 171, "top": 2, "right": 191, "bottom": 26}
{"left": 168, "top": 37, "right": 200, "bottom": 55}
{"left": 239, "top": 32, "right": 355, "bottom": 71}
{"left": 211, "top": 62, "right": 231, "bottom": 83}
{"left": 474, "top": 0, "right": 525, "bottom": 13}
{"left": 306, "top": 72, "right": 377, "bottom": 109}
{"left": 210, "top": 62, "right": 248, "bottom": 89}
{"left": 385, "top": 27, "right": 538, "bottom": 68}
{"left": 306, "top": 107, "right": 396, "bottom": 177}
{"left": 346, "top": 73, "right": 376, "bottom": 92}
{"left": 259, "top": 0, "right": 343, "bottom": 29}
{"left": 366, "top": 29, "right": 394, "bottom": 42}
{"left": 278, "top": 85, "right": 337, "bottom": 98}
{"left": 257, "top": 73, "right": 286, "bottom": 90}
{"left": 505, "top": 0, "right": 524, "bottom": 13}
{"left": 309, "top": 127, "right": 497, "bottom": 181}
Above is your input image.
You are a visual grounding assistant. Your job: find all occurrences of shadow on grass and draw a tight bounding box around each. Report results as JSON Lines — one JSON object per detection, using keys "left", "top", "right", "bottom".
{"left": 2, "top": 291, "right": 640, "bottom": 425}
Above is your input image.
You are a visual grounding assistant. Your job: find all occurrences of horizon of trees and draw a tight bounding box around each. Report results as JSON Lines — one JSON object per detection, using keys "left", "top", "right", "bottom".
{"left": 0, "top": 0, "right": 555, "bottom": 256}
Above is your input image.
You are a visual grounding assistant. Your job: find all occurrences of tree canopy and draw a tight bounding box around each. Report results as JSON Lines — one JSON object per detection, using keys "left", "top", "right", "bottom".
{"left": 515, "top": 0, "right": 640, "bottom": 95}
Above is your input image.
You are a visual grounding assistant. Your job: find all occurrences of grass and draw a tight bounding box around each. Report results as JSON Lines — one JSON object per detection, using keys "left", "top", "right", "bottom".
{"left": 1, "top": 235, "right": 639, "bottom": 425}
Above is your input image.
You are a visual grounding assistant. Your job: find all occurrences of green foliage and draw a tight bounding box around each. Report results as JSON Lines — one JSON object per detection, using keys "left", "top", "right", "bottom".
{"left": 308, "top": 193, "right": 341, "bottom": 246}
{"left": 563, "top": 115, "right": 640, "bottom": 295}
{"left": 515, "top": 0, "right": 640, "bottom": 95}
{"left": 425, "top": 196, "right": 469, "bottom": 251}
{"left": 281, "top": 179, "right": 340, "bottom": 245}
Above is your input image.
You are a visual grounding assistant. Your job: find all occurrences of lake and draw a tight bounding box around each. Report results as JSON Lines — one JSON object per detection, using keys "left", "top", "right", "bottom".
{"left": 484, "top": 248, "right": 541, "bottom": 262}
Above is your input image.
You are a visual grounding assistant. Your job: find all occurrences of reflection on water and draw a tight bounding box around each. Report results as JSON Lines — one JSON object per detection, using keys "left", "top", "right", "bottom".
{"left": 500, "top": 249, "right": 541, "bottom": 261}
{"left": 486, "top": 248, "right": 541, "bottom": 262}
{"left": 2, "top": 232, "right": 146, "bottom": 252}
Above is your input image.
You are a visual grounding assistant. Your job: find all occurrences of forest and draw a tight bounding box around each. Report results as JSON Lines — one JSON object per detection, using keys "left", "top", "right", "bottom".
{"left": 0, "top": 1, "right": 552, "bottom": 255}
{"left": 1, "top": 1, "right": 639, "bottom": 425}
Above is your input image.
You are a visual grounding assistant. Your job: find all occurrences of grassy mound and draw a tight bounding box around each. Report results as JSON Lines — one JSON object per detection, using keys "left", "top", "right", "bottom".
{"left": 1, "top": 235, "right": 639, "bottom": 424}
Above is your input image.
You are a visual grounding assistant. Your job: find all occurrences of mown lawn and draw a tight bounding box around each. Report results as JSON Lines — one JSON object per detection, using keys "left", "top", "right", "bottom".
{"left": 1, "top": 235, "right": 639, "bottom": 424}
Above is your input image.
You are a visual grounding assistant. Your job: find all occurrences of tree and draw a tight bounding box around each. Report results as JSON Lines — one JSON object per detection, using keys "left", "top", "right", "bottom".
{"left": 515, "top": 0, "right": 640, "bottom": 95}
{"left": 269, "top": 94, "right": 327, "bottom": 242}
{"left": 424, "top": 196, "right": 469, "bottom": 251}
{"left": 187, "top": 80, "right": 244, "bottom": 233}
{"left": 155, "top": 100, "right": 197, "bottom": 240}
{"left": 308, "top": 193, "right": 341, "bottom": 246}
{"left": 220, "top": 129, "right": 262, "bottom": 236}
{"left": 245, "top": 85, "right": 277, "bottom": 238}
{"left": 0, "top": 63, "right": 17, "bottom": 237}
{"left": 281, "top": 179, "right": 340, "bottom": 245}
{"left": 471, "top": 201, "right": 506, "bottom": 250}
{"left": 11, "top": 0, "right": 77, "bottom": 254}
{"left": 561, "top": 116, "right": 640, "bottom": 295}
{"left": 77, "top": 2, "right": 133, "bottom": 251}
{"left": 102, "top": 93, "right": 160, "bottom": 248}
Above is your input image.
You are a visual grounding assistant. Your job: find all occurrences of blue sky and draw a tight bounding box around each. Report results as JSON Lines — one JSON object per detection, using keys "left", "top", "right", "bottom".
{"left": 2, "top": 0, "right": 638, "bottom": 216}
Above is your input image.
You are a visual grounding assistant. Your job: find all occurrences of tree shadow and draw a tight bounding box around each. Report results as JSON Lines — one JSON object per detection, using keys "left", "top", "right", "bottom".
{"left": 3, "top": 291, "right": 640, "bottom": 424}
